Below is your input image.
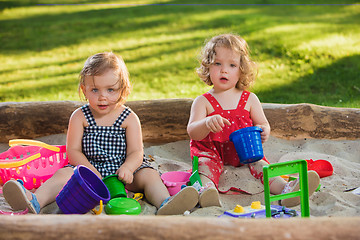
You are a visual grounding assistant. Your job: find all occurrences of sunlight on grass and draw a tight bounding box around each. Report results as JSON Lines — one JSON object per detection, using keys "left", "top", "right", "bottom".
{"left": 0, "top": 0, "right": 173, "bottom": 20}
{"left": 0, "top": 1, "right": 359, "bottom": 107}
{"left": 297, "top": 34, "right": 360, "bottom": 56}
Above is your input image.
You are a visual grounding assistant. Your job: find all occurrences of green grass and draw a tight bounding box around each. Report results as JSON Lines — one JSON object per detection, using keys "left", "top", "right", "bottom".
{"left": 1, "top": 0, "right": 359, "bottom": 108}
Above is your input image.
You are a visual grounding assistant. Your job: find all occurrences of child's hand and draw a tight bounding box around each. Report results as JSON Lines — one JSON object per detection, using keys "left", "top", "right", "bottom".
{"left": 205, "top": 115, "right": 231, "bottom": 133}
{"left": 116, "top": 166, "right": 134, "bottom": 185}
{"left": 256, "top": 124, "right": 270, "bottom": 143}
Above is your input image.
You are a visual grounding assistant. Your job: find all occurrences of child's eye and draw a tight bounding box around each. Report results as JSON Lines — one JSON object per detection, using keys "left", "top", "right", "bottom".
{"left": 214, "top": 62, "right": 221, "bottom": 66}
{"left": 91, "top": 88, "right": 98, "bottom": 93}
{"left": 107, "top": 88, "right": 114, "bottom": 93}
{"left": 230, "top": 64, "right": 237, "bottom": 68}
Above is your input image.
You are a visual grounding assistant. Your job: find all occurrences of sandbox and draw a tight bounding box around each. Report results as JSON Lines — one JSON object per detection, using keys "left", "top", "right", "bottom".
{"left": 0, "top": 99, "right": 359, "bottom": 239}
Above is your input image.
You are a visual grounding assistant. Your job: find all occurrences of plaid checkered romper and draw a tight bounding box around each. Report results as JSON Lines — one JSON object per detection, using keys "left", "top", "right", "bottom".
{"left": 81, "top": 104, "right": 151, "bottom": 178}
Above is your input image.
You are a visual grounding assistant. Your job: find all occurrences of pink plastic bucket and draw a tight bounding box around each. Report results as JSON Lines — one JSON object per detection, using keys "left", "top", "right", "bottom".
{"left": 161, "top": 171, "right": 191, "bottom": 196}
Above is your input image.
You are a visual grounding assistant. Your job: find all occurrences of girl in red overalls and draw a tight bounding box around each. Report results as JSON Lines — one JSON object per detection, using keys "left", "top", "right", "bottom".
{"left": 187, "top": 34, "right": 320, "bottom": 208}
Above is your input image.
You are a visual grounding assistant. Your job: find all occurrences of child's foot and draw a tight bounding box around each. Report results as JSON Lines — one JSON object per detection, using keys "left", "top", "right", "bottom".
{"left": 157, "top": 186, "right": 198, "bottom": 215}
{"left": 199, "top": 182, "right": 221, "bottom": 208}
{"left": 280, "top": 170, "right": 320, "bottom": 207}
{"left": 3, "top": 180, "right": 40, "bottom": 214}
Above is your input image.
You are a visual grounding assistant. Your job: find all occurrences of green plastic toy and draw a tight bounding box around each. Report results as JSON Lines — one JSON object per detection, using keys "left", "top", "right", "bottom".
{"left": 263, "top": 159, "right": 311, "bottom": 218}
{"left": 189, "top": 156, "right": 202, "bottom": 191}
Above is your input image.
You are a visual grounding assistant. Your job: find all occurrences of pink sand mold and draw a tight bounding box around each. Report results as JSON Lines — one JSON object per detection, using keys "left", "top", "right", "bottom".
{"left": 161, "top": 171, "right": 191, "bottom": 196}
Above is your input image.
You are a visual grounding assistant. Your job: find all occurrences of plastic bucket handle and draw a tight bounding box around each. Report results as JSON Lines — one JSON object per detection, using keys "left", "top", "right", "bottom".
{"left": 9, "top": 139, "right": 60, "bottom": 152}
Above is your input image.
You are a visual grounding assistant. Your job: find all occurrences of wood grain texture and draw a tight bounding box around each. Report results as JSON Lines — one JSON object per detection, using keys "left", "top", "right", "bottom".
{"left": 0, "top": 100, "right": 359, "bottom": 143}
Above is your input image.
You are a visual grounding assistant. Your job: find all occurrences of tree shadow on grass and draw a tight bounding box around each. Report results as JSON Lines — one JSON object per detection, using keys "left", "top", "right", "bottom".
{"left": 0, "top": 0, "right": 357, "bottom": 53}
{"left": 1, "top": 0, "right": 358, "bottom": 103}
{"left": 257, "top": 54, "right": 360, "bottom": 107}
{"left": 0, "top": 0, "right": 104, "bottom": 11}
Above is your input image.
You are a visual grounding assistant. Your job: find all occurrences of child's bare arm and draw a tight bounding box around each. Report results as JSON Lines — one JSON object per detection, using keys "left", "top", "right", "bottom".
{"left": 247, "top": 93, "right": 271, "bottom": 143}
{"left": 187, "top": 96, "right": 230, "bottom": 141}
{"left": 116, "top": 111, "right": 144, "bottom": 184}
{"left": 66, "top": 108, "right": 102, "bottom": 177}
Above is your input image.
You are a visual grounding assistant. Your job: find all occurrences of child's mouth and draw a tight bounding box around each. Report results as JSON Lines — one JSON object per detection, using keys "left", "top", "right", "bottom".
{"left": 98, "top": 105, "right": 108, "bottom": 110}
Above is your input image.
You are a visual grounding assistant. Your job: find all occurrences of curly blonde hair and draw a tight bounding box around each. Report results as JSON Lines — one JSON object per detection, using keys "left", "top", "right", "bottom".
{"left": 79, "top": 52, "right": 131, "bottom": 104}
{"left": 197, "top": 34, "right": 257, "bottom": 90}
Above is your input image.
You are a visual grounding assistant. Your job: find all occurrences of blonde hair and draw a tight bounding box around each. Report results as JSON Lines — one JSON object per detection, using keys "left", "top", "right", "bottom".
{"left": 197, "top": 33, "right": 257, "bottom": 90}
{"left": 79, "top": 52, "right": 131, "bottom": 104}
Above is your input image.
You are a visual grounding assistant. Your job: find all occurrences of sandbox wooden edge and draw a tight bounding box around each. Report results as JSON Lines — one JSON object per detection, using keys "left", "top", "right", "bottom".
{"left": 1, "top": 99, "right": 359, "bottom": 143}
{"left": 0, "top": 215, "right": 359, "bottom": 240}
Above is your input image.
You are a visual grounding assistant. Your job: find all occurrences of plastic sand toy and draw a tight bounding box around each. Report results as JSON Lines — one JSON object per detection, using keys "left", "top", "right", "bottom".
{"left": 0, "top": 139, "right": 68, "bottom": 190}
{"left": 263, "top": 160, "right": 311, "bottom": 217}
{"left": 161, "top": 171, "right": 191, "bottom": 196}
{"left": 105, "top": 193, "right": 143, "bottom": 215}
{"left": 229, "top": 126, "right": 264, "bottom": 164}
{"left": 56, "top": 165, "right": 110, "bottom": 214}
{"left": 306, "top": 159, "right": 333, "bottom": 178}
{"left": 219, "top": 201, "right": 299, "bottom": 219}
{"left": 102, "top": 174, "right": 127, "bottom": 199}
{"left": 189, "top": 156, "right": 202, "bottom": 191}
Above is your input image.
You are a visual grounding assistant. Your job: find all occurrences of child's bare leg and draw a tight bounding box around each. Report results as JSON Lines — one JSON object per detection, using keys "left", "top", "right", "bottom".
{"left": 35, "top": 167, "right": 74, "bottom": 208}
{"left": 249, "top": 160, "right": 287, "bottom": 194}
{"left": 127, "top": 168, "right": 170, "bottom": 208}
{"left": 249, "top": 160, "right": 321, "bottom": 207}
{"left": 128, "top": 168, "right": 198, "bottom": 215}
{"left": 199, "top": 174, "right": 213, "bottom": 186}
{"left": 3, "top": 167, "right": 74, "bottom": 213}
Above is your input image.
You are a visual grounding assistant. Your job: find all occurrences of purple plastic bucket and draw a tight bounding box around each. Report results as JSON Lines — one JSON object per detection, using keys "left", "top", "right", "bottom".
{"left": 56, "top": 165, "right": 110, "bottom": 214}
{"left": 229, "top": 126, "right": 264, "bottom": 164}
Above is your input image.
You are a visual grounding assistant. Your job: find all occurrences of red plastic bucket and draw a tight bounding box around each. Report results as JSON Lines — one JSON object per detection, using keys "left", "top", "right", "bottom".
{"left": 230, "top": 126, "right": 264, "bottom": 164}
{"left": 56, "top": 165, "right": 110, "bottom": 214}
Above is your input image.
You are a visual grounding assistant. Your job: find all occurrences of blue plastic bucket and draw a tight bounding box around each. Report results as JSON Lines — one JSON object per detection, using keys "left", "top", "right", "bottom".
{"left": 229, "top": 126, "right": 264, "bottom": 164}
{"left": 56, "top": 165, "right": 110, "bottom": 214}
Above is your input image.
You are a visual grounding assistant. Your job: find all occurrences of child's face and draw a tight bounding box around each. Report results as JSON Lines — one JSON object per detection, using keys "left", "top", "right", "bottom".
{"left": 209, "top": 47, "right": 241, "bottom": 92}
{"left": 81, "top": 69, "right": 121, "bottom": 114}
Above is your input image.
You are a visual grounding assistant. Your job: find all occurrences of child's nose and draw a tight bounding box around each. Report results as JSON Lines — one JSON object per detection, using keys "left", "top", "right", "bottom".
{"left": 221, "top": 67, "right": 228, "bottom": 73}
{"left": 99, "top": 91, "right": 107, "bottom": 99}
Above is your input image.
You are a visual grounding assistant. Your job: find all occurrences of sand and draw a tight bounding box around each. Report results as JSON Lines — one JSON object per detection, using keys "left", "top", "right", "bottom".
{"left": 0, "top": 134, "right": 359, "bottom": 217}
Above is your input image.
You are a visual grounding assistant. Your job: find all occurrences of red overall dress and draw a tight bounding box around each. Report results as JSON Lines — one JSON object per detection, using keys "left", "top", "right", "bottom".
{"left": 190, "top": 91, "right": 260, "bottom": 186}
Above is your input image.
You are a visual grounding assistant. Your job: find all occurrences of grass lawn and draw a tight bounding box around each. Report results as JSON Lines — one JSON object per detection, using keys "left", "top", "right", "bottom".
{"left": 0, "top": 0, "right": 359, "bottom": 108}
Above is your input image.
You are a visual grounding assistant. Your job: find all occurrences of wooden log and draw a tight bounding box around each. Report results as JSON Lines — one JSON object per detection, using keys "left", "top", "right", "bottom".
{"left": 263, "top": 103, "right": 360, "bottom": 140}
{"left": 0, "top": 100, "right": 359, "bottom": 143}
{"left": 0, "top": 101, "right": 81, "bottom": 143}
{"left": 0, "top": 215, "right": 359, "bottom": 240}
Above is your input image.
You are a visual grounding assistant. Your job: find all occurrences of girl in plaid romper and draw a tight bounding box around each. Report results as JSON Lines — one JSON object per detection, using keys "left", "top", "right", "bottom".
{"left": 81, "top": 104, "right": 151, "bottom": 178}
{"left": 3, "top": 52, "right": 199, "bottom": 215}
